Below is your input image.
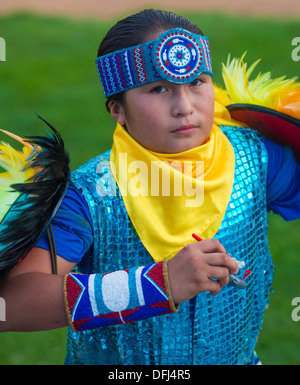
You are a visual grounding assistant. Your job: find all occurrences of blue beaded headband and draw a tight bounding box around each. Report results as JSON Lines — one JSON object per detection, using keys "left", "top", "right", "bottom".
{"left": 96, "top": 28, "right": 213, "bottom": 98}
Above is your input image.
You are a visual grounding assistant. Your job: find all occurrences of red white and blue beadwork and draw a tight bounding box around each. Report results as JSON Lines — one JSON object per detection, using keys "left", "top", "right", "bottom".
{"left": 64, "top": 261, "right": 175, "bottom": 332}
{"left": 95, "top": 28, "right": 213, "bottom": 98}
{"left": 152, "top": 29, "right": 207, "bottom": 84}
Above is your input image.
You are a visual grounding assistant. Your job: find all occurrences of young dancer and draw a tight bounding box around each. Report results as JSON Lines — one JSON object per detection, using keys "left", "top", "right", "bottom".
{"left": 0, "top": 9, "right": 299, "bottom": 365}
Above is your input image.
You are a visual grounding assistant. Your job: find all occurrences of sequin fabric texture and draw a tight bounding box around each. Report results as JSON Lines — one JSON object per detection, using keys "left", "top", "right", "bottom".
{"left": 66, "top": 126, "right": 273, "bottom": 365}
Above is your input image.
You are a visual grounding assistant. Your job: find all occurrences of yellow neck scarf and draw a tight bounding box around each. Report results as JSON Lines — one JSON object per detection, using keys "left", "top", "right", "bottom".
{"left": 110, "top": 123, "right": 235, "bottom": 261}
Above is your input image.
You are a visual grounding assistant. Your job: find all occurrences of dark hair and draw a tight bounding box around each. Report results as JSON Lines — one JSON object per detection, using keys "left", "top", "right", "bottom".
{"left": 97, "top": 9, "right": 203, "bottom": 111}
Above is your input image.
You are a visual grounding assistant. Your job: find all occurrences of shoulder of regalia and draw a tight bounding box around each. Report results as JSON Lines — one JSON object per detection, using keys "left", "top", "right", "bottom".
{"left": 72, "top": 149, "right": 112, "bottom": 181}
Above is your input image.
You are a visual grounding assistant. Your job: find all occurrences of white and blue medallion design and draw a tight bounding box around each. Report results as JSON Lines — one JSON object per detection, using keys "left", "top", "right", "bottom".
{"left": 152, "top": 29, "right": 204, "bottom": 83}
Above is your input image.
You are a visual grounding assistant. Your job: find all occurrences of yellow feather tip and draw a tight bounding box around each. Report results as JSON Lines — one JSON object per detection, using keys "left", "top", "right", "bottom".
{"left": 0, "top": 130, "right": 38, "bottom": 221}
{"left": 0, "top": 129, "right": 33, "bottom": 151}
{"left": 221, "top": 52, "right": 300, "bottom": 119}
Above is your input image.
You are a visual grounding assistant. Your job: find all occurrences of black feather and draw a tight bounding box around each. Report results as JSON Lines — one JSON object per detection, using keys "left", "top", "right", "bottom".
{"left": 0, "top": 116, "right": 70, "bottom": 282}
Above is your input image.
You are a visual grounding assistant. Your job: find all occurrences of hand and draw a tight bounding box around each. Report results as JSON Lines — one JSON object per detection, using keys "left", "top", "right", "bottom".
{"left": 167, "top": 239, "right": 239, "bottom": 304}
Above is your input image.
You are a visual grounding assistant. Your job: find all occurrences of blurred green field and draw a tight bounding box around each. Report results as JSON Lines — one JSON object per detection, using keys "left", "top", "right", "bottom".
{"left": 0, "top": 11, "right": 299, "bottom": 365}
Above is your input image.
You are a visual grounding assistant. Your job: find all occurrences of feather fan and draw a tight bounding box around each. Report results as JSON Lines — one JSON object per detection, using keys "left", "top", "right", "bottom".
{"left": 0, "top": 116, "right": 70, "bottom": 282}
{"left": 214, "top": 52, "right": 300, "bottom": 161}
{"left": 220, "top": 52, "right": 300, "bottom": 114}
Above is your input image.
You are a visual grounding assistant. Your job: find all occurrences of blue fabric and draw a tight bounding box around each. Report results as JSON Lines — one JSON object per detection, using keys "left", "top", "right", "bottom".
{"left": 262, "top": 138, "right": 300, "bottom": 221}
{"left": 36, "top": 185, "right": 93, "bottom": 262}
{"left": 35, "top": 138, "right": 300, "bottom": 263}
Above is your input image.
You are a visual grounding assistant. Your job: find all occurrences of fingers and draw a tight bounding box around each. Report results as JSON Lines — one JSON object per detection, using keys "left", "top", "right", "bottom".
{"left": 203, "top": 276, "right": 227, "bottom": 297}
{"left": 207, "top": 266, "right": 230, "bottom": 294}
{"left": 168, "top": 239, "right": 240, "bottom": 303}
{"left": 192, "top": 238, "right": 238, "bottom": 274}
{"left": 204, "top": 252, "right": 239, "bottom": 275}
{"left": 186, "top": 240, "right": 239, "bottom": 295}
{"left": 193, "top": 238, "right": 227, "bottom": 254}
{"left": 205, "top": 280, "right": 221, "bottom": 296}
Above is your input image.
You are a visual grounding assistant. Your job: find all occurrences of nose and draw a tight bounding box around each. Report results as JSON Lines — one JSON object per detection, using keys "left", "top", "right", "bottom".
{"left": 171, "top": 87, "right": 194, "bottom": 117}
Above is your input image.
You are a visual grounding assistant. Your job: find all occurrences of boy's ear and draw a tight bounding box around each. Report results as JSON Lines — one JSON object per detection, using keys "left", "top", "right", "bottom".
{"left": 108, "top": 100, "right": 126, "bottom": 126}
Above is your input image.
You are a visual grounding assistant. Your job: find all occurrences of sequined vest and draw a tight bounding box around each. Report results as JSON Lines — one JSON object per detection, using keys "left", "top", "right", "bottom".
{"left": 65, "top": 126, "right": 273, "bottom": 365}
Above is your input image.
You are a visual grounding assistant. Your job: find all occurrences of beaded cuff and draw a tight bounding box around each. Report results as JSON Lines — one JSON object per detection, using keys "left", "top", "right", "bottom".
{"left": 64, "top": 261, "right": 178, "bottom": 332}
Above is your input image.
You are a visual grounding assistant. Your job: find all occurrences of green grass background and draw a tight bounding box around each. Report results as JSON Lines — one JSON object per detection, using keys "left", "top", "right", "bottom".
{"left": 0, "top": 10, "right": 299, "bottom": 365}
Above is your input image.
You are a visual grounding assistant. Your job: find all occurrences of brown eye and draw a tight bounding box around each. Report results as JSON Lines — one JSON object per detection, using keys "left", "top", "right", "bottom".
{"left": 190, "top": 78, "right": 204, "bottom": 86}
{"left": 151, "top": 85, "right": 167, "bottom": 94}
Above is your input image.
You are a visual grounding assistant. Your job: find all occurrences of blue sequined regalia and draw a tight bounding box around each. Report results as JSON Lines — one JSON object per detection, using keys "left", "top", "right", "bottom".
{"left": 65, "top": 125, "right": 273, "bottom": 365}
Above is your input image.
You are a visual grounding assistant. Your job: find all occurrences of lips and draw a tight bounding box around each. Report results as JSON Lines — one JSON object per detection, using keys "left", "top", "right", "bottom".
{"left": 171, "top": 124, "right": 197, "bottom": 135}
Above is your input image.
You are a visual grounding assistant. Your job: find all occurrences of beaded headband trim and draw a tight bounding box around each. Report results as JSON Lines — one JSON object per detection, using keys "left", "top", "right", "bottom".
{"left": 96, "top": 28, "right": 213, "bottom": 98}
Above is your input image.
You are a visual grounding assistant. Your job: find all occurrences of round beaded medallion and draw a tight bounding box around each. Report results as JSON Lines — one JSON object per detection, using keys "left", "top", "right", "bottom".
{"left": 152, "top": 29, "right": 203, "bottom": 84}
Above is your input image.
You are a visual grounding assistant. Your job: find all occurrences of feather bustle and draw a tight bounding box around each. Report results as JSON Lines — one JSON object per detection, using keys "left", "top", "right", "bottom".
{"left": 219, "top": 52, "right": 300, "bottom": 116}
{"left": 0, "top": 116, "right": 70, "bottom": 282}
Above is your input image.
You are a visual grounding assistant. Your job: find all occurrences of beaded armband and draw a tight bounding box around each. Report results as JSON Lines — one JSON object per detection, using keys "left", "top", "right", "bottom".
{"left": 64, "top": 260, "right": 177, "bottom": 332}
